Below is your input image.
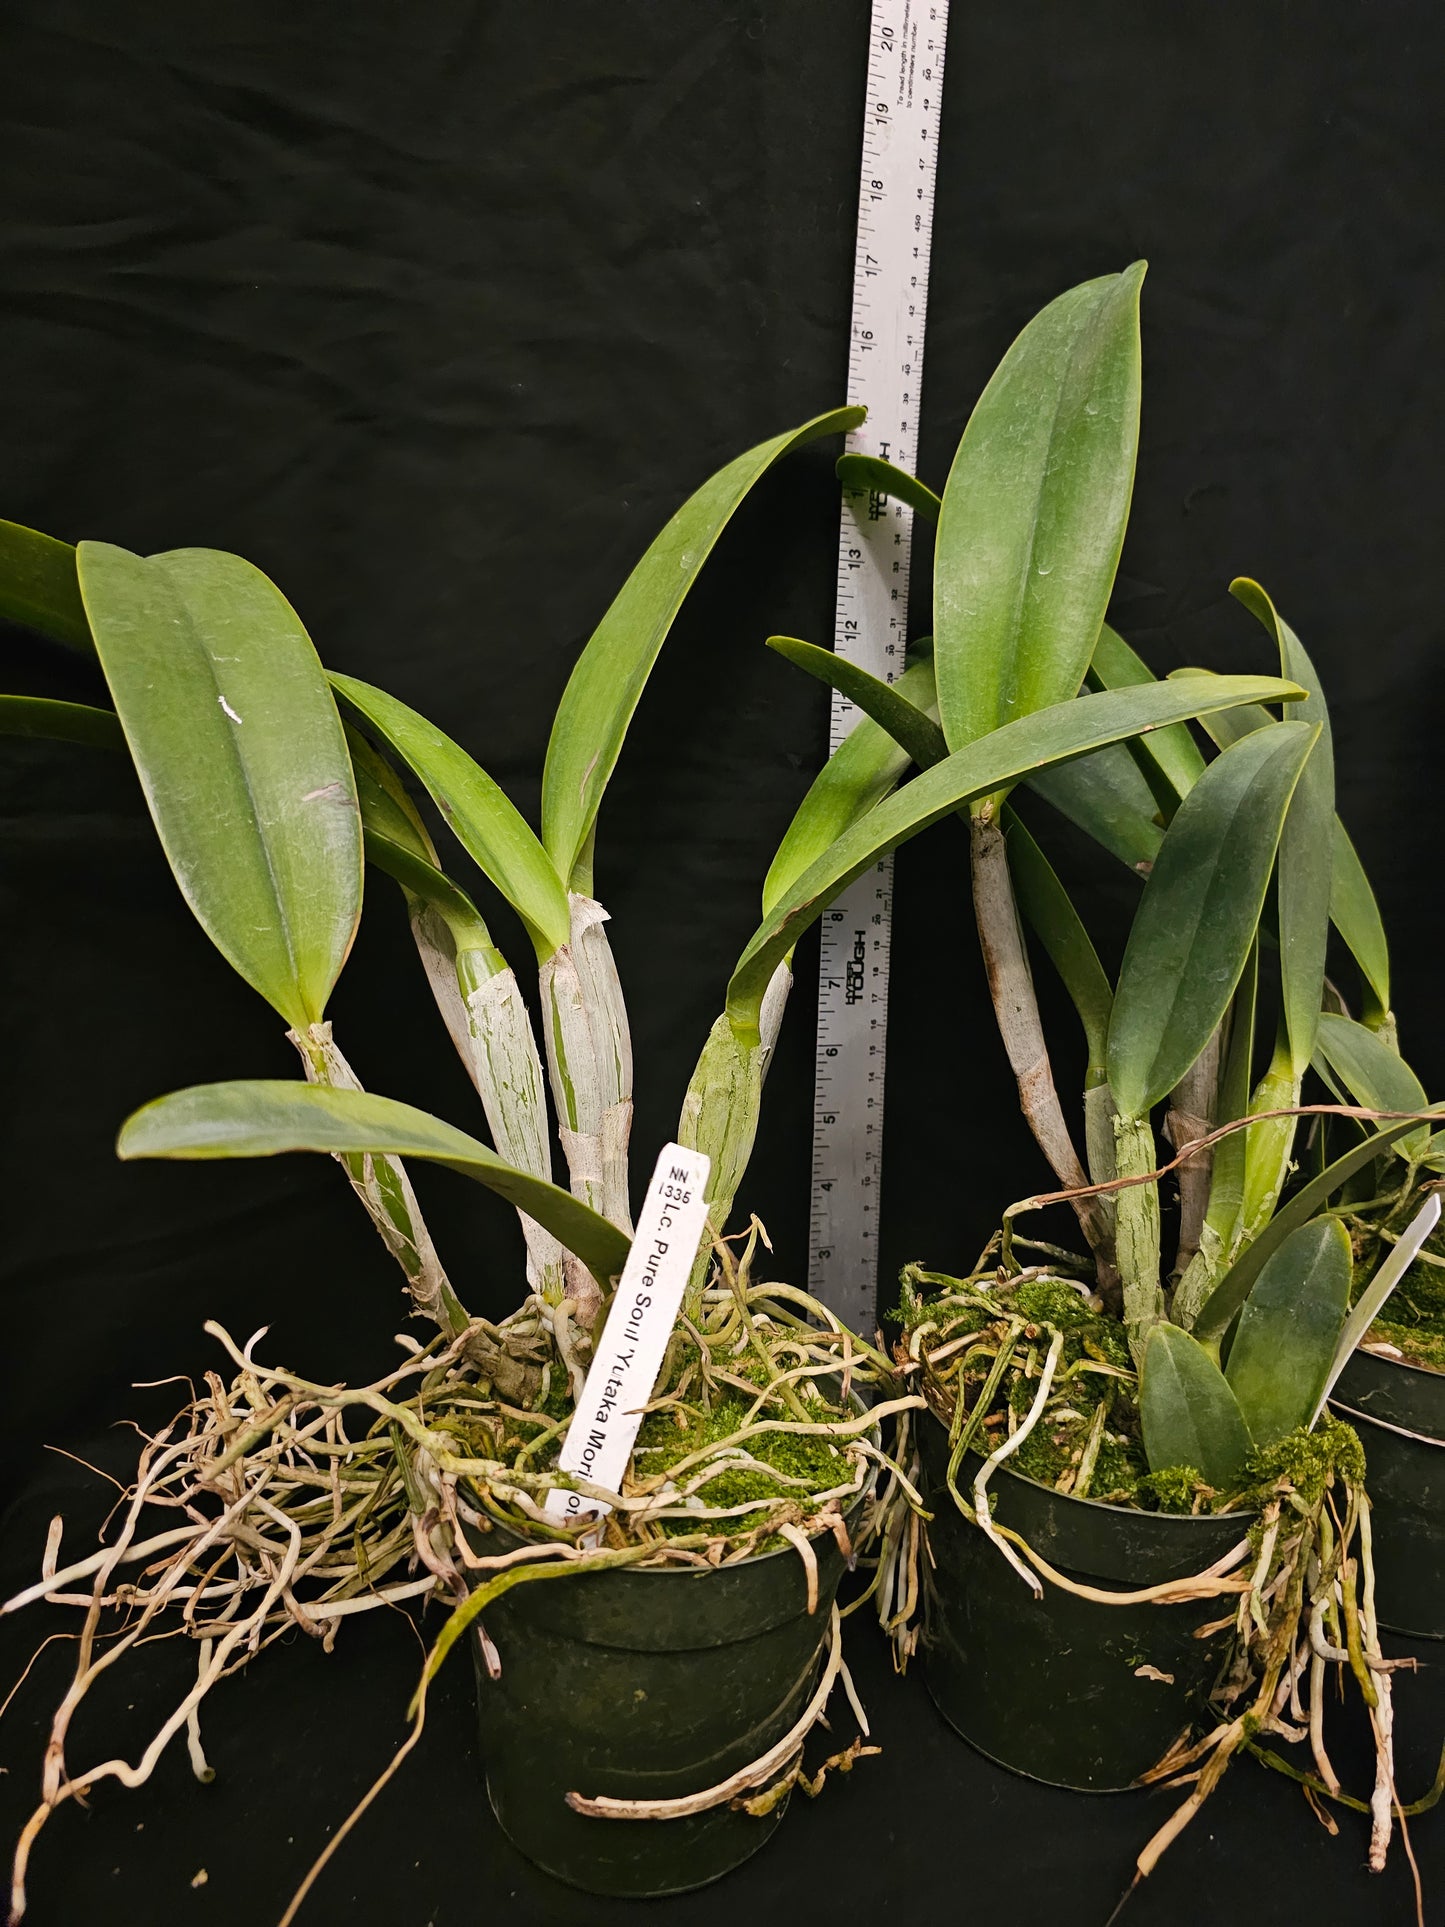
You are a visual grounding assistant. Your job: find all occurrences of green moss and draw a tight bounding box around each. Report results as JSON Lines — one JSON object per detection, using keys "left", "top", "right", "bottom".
{"left": 911, "top": 1270, "right": 1374, "bottom": 1520}
{"left": 1241, "top": 1414, "right": 1365, "bottom": 1511}
{"left": 1012, "top": 1424, "right": 1073, "bottom": 1488}
{"left": 630, "top": 1390, "right": 850, "bottom": 1538}
{"left": 1089, "top": 1433, "right": 1151, "bottom": 1504}
{"left": 1014, "top": 1279, "right": 1096, "bottom": 1329}
{"left": 1138, "top": 1465, "right": 1207, "bottom": 1513}
{"left": 1352, "top": 1215, "right": 1445, "bottom": 1370}
{"left": 1368, "top": 1317, "right": 1445, "bottom": 1373}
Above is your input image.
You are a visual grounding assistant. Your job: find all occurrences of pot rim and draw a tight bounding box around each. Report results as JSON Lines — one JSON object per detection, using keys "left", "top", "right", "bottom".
{"left": 1330, "top": 1395, "right": 1445, "bottom": 1447}
{"left": 927, "top": 1406, "right": 1255, "bottom": 1526}
{"left": 1353, "top": 1341, "right": 1445, "bottom": 1382}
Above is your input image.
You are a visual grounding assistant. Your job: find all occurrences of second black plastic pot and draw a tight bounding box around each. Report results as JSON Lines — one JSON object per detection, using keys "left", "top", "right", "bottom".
{"left": 460, "top": 1498, "right": 858, "bottom": 1898}
{"left": 917, "top": 1412, "right": 1250, "bottom": 1790}
{"left": 1333, "top": 1346, "right": 1445, "bottom": 1639}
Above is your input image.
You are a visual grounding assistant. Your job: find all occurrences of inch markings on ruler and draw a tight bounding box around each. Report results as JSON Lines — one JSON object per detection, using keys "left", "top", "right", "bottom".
{"left": 809, "top": 0, "right": 948, "bottom": 1332}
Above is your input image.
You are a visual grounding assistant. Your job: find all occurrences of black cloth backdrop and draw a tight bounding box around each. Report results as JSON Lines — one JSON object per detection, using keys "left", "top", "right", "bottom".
{"left": 2, "top": 4, "right": 1442, "bottom": 1922}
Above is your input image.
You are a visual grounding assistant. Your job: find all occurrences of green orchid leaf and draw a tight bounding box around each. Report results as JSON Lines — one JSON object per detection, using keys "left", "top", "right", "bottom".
{"left": 1315, "top": 1194, "right": 1442, "bottom": 1420}
{"left": 1314, "top": 1011, "right": 1430, "bottom": 1162}
{"left": 363, "top": 829, "right": 495, "bottom": 950}
{"left": 1107, "top": 722, "right": 1318, "bottom": 1119}
{"left": 347, "top": 723, "right": 438, "bottom": 865}
{"left": 1088, "top": 623, "right": 1207, "bottom": 807}
{"left": 78, "top": 543, "right": 362, "bottom": 1031}
{"left": 0, "top": 693, "right": 123, "bottom": 750}
{"left": 726, "top": 671, "right": 1304, "bottom": 1042}
{"left": 762, "top": 650, "right": 938, "bottom": 916}
{"left": 1201, "top": 945, "right": 1259, "bottom": 1258}
{"left": 1026, "top": 623, "right": 1214, "bottom": 875}
{"left": 835, "top": 454, "right": 942, "bottom": 521}
{"left": 349, "top": 728, "right": 492, "bottom": 942}
{"left": 1140, "top": 1322, "right": 1253, "bottom": 1486}
{"left": 1224, "top": 1217, "right": 1351, "bottom": 1445}
{"left": 1177, "top": 667, "right": 1391, "bottom": 1020}
{"left": 1025, "top": 743, "right": 1163, "bottom": 875}
{"left": 118, "top": 1081, "right": 630, "bottom": 1287}
{"left": 0, "top": 519, "right": 91, "bottom": 652}
{"left": 1230, "top": 581, "right": 1334, "bottom": 1073}
{"left": 1004, "top": 808, "right": 1113, "bottom": 1074}
{"left": 1330, "top": 820, "right": 1391, "bottom": 1021}
{"left": 541, "top": 406, "right": 864, "bottom": 887}
{"left": 1185, "top": 684, "right": 1275, "bottom": 752}
{"left": 1194, "top": 1109, "right": 1445, "bottom": 1343}
{"left": 934, "top": 265, "right": 1145, "bottom": 769}
{"left": 764, "top": 636, "right": 948, "bottom": 770}
{"left": 331, "top": 672, "right": 570, "bottom": 960}
{"left": 766, "top": 638, "right": 1119, "bottom": 1070}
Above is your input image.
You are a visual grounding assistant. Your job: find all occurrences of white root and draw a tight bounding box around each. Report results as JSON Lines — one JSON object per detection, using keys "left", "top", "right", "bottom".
{"left": 567, "top": 1604, "right": 847, "bottom": 1819}
{"left": 7, "top": 1271, "right": 892, "bottom": 1920}
{"left": 971, "top": 1330, "right": 1065, "bottom": 1598}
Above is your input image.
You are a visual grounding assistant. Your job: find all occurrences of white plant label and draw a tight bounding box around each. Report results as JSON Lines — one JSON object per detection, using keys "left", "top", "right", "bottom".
{"left": 810, "top": 0, "right": 949, "bottom": 1330}
{"left": 544, "top": 1142, "right": 712, "bottom": 1527}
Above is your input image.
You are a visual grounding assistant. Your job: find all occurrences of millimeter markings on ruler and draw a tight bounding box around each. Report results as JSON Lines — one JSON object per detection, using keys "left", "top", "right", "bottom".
{"left": 809, "top": 0, "right": 948, "bottom": 1331}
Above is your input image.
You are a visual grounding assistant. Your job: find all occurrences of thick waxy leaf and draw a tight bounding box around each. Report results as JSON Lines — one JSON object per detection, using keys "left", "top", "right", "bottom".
{"left": 1224, "top": 1218, "right": 1351, "bottom": 1445}
{"left": 1026, "top": 741, "right": 1163, "bottom": 874}
{"left": 762, "top": 651, "right": 938, "bottom": 915}
{"left": 1315, "top": 1011, "right": 1430, "bottom": 1162}
{"left": 726, "top": 672, "right": 1304, "bottom": 1041}
{"left": 1230, "top": 581, "right": 1333, "bottom": 1073}
{"left": 1027, "top": 622, "right": 1212, "bottom": 874}
{"left": 765, "top": 636, "right": 948, "bottom": 770}
{"left": 541, "top": 406, "right": 863, "bottom": 886}
{"left": 78, "top": 544, "right": 362, "bottom": 1031}
{"left": 1193, "top": 1109, "right": 1445, "bottom": 1342}
{"left": 363, "top": 829, "right": 496, "bottom": 950}
{"left": 347, "top": 724, "right": 437, "bottom": 864}
{"left": 0, "top": 693, "right": 122, "bottom": 749}
{"left": 118, "top": 1081, "right": 630, "bottom": 1286}
{"left": 768, "top": 630, "right": 1165, "bottom": 874}
{"left": 0, "top": 520, "right": 91, "bottom": 652}
{"left": 1107, "top": 722, "right": 1317, "bottom": 1119}
{"left": 1316, "top": 1193, "right": 1442, "bottom": 1420}
{"left": 934, "top": 266, "right": 1145, "bottom": 764}
{"left": 1236, "top": 1026, "right": 1301, "bottom": 1253}
{"left": 1088, "top": 624, "right": 1206, "bottom": 805}
{"left": 1140, "top": 1323, "right": 1252, "bottom": 1486}
{"left": 1004, "top": 809, "right": 1112, "bottom": 1071}
{"left": 1331, "top": 821, "right": 1391, "bottom": 1019}
{"left": 1179, "top": 668, "right": 1391, "bottom": 1019}
{"left": 835, "top": 454, "right": 942, "bottom": 521}
{"left": 766, "top": 635, "right": 1164, "bottom": 885}
{"left": 1210, "top": 944, "right": 1259, "bottom": 1221}
{"left": 331, "top": 672, "right": 569, "bottom": 960}
{"left": 345, "top": 724, "right": 498, "bottom": 951}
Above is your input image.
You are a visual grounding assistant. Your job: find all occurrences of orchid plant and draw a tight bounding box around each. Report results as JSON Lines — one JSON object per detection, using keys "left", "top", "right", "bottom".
{"left": 771, "top": 265, "right": 1441, "bottom": 1485}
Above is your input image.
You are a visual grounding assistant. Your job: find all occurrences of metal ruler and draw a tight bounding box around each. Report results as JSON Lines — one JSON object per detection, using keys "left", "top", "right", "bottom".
{"left": 808, "top": 0, "right": 949, "bottom": 1331}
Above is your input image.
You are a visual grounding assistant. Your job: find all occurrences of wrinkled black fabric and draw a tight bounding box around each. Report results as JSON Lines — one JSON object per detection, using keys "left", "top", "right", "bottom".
{"left": 1, "top": 3, "right": 1442, "bottom": 1922}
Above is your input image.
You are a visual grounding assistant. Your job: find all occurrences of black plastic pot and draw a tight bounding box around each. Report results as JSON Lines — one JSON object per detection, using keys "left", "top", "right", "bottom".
{"left": 917, "top": 1412, "right": 1250, "bottom": 1791}
{"left": 460, "top": 1503, "right": 856, "bottom": 1898}
{"left": 1332, "top": 1348, "right": 1445, "bottom": 1639}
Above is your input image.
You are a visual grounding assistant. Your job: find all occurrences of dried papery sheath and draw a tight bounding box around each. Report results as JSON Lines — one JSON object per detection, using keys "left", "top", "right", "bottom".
{"left": 1112, "top": 1110, "right": 1164, "bottom": 1366}
{"left": 539, "top": 895, "right": 635, "bottom": 1243}
{"left": 290, "top": 1021, "right": 466, "bottom": 1335}
{"left": 460, "top": 965, "right": 569, "bottom": 1303}
{"left": 409, "top": 902, "right": 567, "bottom": 1303}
